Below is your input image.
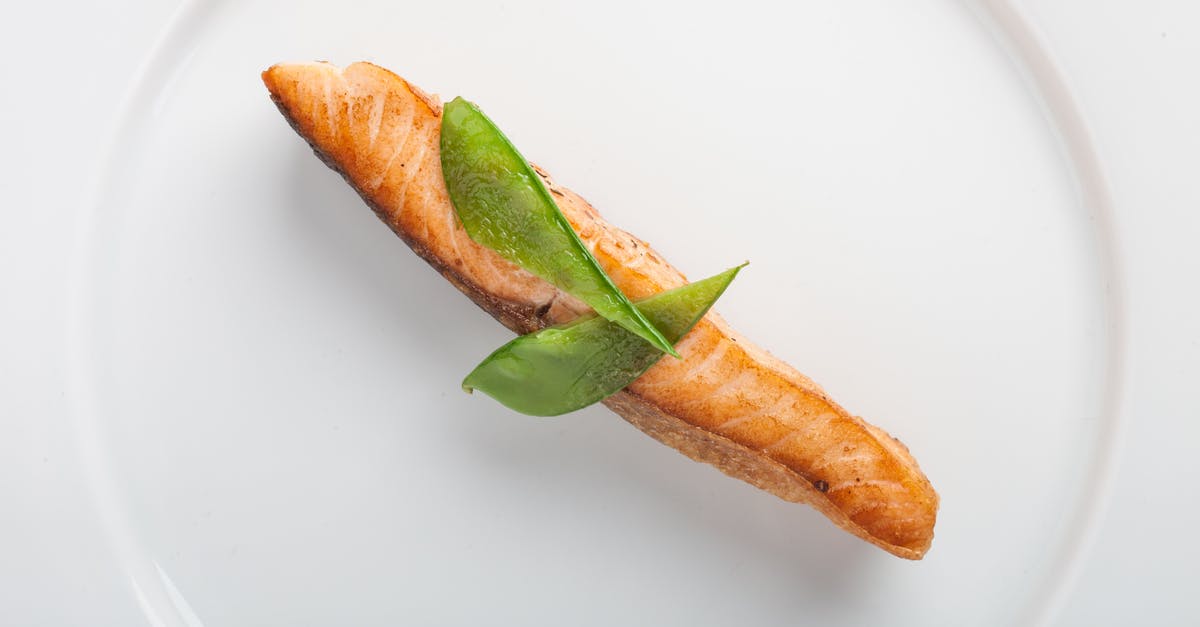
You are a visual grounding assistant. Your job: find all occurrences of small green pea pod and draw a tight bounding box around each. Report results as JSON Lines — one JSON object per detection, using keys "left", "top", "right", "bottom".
{"left": 440, "top": 97, "right": 679, "bottom": 358}
{"left": 463, "top": 264, "right": 746, "bottom": 416}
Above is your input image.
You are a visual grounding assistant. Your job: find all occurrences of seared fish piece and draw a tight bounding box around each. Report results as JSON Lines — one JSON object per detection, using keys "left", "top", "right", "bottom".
{"left": 263, "top": 61, "right": 938, "bottom": 559}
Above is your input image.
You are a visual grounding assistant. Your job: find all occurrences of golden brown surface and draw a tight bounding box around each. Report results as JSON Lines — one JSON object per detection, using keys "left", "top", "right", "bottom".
{"left": 262, "top": 61, "right": 939, "bottom": 559}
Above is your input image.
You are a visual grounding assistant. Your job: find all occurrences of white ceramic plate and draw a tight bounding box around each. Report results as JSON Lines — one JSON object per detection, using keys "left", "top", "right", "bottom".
{"left": 70, "top": 1, "right": 1124, "bottom": 625}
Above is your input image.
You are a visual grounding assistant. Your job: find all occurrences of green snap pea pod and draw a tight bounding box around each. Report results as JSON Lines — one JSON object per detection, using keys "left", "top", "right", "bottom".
{"left": 463, "top": 264, "right": 746, "bottom": 416}
{"left": 440, "top": 97, "right": 679, "bottom": 358}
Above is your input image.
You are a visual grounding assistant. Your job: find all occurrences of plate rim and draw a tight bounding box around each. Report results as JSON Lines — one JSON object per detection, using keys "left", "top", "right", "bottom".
{"left": 65, "top": 1, "right": 1130, "bottom": 625}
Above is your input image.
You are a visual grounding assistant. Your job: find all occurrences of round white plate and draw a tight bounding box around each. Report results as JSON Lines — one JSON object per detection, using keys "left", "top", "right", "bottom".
{"left": 72, "top": 1, "right": 1122, "bottom": 625}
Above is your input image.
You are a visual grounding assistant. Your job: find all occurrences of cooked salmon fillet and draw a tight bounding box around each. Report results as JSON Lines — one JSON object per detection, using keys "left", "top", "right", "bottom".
{"left": 262, "top": 61, "right": 939, "bottom": 559}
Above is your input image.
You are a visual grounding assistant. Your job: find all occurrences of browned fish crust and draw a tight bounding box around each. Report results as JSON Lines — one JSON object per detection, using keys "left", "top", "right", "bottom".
{"left": 263, "top": 61, "right": 938, "bottom": 559}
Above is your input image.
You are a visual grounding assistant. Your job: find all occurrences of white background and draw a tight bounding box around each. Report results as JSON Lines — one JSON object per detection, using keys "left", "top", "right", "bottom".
{"left": 1, "top": 1, "right": 1197, "bottom": 624}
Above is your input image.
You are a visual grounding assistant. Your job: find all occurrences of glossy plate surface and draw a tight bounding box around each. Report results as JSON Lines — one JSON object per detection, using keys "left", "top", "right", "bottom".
{"left": 32, "top": 0, "right": 1151, "bottom": 624}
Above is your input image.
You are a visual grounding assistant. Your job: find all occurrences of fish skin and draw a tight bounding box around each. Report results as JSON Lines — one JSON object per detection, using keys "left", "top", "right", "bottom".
{"left": 262, "top": 61, "right": 938, "bottom": 559}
